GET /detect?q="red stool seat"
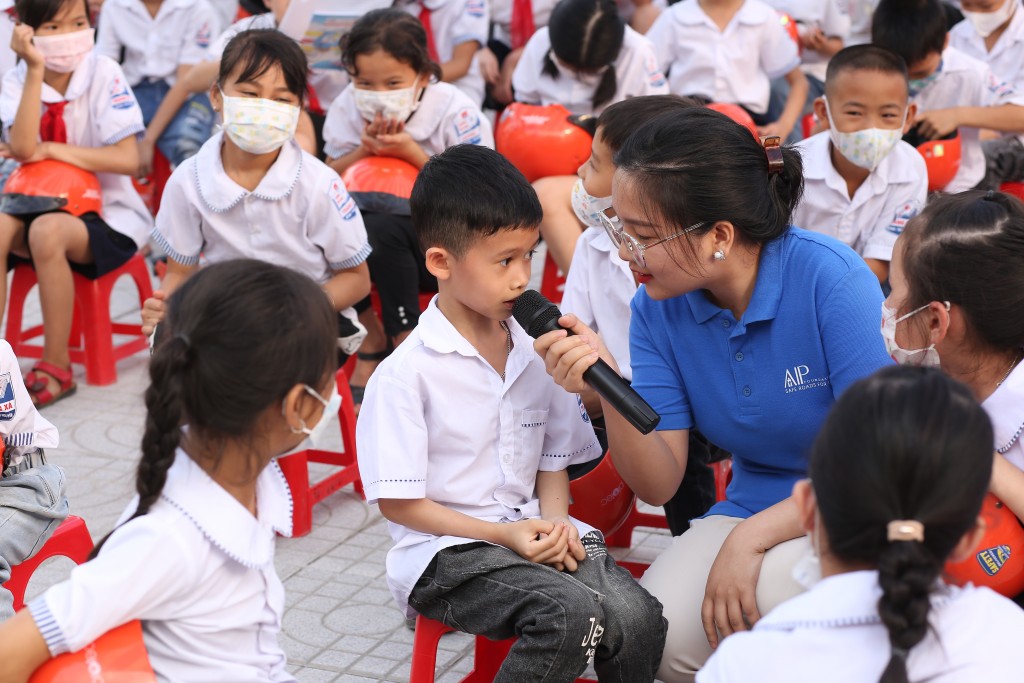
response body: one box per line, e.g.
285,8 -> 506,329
277,366 -> 362,537
4,253 -> 154,386
6,515 -> 94,612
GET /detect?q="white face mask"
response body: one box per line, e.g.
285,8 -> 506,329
571,177 -> 614,228
220,90 -> 300,155
284,384 -> 341,451
824,98 -> 906,172
880,301 -> 949,367
963,0 -> 1016,38
353,84 -> 422,123
32,28 -> 95,73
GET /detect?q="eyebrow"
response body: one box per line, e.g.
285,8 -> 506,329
617,214 -> 657,229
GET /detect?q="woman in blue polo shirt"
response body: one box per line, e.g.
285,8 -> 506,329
535,107 -> 891,682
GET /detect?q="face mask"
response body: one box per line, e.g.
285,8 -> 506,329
571,177 -> 614,228
32,29 -> 95,73
963,0 -> 1016,38
353,84 -> 422,123
220,90 -> 300,155
908,61 -> 942,98
284,384 -> 341,451
824,98 -> 905,172
880,301 -> 949,367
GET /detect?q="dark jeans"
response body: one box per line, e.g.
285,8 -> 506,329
409,536 -> 667,682
363,211 -> 437,337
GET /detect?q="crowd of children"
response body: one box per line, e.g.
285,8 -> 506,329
0,0 -> 1022,680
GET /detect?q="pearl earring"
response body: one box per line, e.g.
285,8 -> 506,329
713,250 -> 726,261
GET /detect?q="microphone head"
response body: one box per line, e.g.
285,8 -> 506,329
511,290 -> 562,338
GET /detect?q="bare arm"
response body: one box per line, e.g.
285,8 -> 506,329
141,258 -> 199,335
322,262 -> 371,312
991,452 -> 1024,522
0,610 -> 52,683
326,146 -> 371,175
43,135 -> 140,175
7,28 -> 44,162
761,67 -> 808,141
917,104 -> 1024,140
441,41 -> 480,83
864,258 -> 889,284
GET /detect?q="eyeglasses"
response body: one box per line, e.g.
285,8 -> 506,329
598,212 -> 706,270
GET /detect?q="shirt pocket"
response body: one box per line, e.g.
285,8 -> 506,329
514,409 -> 549,481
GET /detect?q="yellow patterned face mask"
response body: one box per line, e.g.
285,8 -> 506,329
219,89 -> 300,155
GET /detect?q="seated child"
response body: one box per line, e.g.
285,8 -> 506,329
356,144 -> 667,681
94,0 -> 217,177
872,0 -> 1024,192
0,259 -> 340,681
0,0 -> 152,407
141,29 -> 371,360
0,339 -> 67,621
793,45 -> 927,284
950,0 -> 1024,188
323,8 -> 493,405
698,365 -> 1024,681
646,0 -> 809,141
478,0 -> 556,105
561,94 -> 716,535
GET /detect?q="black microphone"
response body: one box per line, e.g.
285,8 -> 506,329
512,290 -> 661,435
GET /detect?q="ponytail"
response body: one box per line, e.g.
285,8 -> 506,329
542,51 -> 559,80
592,67 -> 617,112
876,541 -> 939,683
546,0 -> 623,114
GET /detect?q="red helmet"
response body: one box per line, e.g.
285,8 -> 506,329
568,452 -> 636,537
30,620 -> 155,682
945,494 -> 1024,598
340,156 -> 419,214
0,160 -> 102,217
706,102 -> 760,140
496,103 -> 593,182
916,132 -> 961,193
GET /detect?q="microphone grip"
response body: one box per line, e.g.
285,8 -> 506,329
582,360 -> 661,435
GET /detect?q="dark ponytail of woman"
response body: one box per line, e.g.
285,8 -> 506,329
809,366 -> 992,683
545,0 -> 624,111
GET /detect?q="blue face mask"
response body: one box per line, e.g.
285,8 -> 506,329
908,61 -> 942,98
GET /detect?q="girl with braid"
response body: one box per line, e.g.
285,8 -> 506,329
0,260 -> 339,683
699,366 -> 1024,681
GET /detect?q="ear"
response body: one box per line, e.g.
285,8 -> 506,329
280,384 -> 322,433
948,515 -> 985,563
927,300 -> 952,347
903,102 -> 917,134
812,97 -> 829,130
209,83 -> 223,114
425,246 -> 454,280
416,72 -> 431,90
709,221 -> 735,258
792,479 -> 818,534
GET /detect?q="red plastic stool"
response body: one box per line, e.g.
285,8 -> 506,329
1002,182 -> 1024,201
4,253 -> 154,386
6,515 -> 94,612
409,562 -> 647,682
540,251 -> 566,305
277,366 -> 362,537
131,150 -> 172,216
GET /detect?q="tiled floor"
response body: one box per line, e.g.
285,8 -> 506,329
6,267 -> 671,682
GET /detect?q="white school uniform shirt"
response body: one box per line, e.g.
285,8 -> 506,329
646,0 -> 800,115
698,570 -> 1024,682
0,53 -> 153,248
151,132 -> 371,327
95,0 -> 219,88
0,340 -> 59,453
356,298 -> 602,616
322,80 -> 494,160
397,0 -> 489,105
912,46 -> 1024,192
511,25 -> 669,117
559,229 -> 637,381
842,0 -> 878,45
763,0 -> 850,82
983,361 -> 1024,472
489,0 -> 557,47
0,5 -> 15,88
29,450 -> 296,683
792,133 -> 926,262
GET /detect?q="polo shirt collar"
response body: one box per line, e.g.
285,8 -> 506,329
962,3 -> 1024,54
803,132 -> 919,197
685,230 -> 784,325
674,0 -> 772,26
159,448 -> 293,569
983,361 -> 1024,454
404,83 -> 450,141
194,132 -> 303,212
114,0 -> 195,13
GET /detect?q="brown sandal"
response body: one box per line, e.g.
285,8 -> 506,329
27,361 -> 77,408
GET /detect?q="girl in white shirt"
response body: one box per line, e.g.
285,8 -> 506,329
0,0 -> 152,408
0,259 -> 342,682
324,8 -> 492,403
700,365 -> 1024,682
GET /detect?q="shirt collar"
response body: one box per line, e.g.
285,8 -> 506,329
404,83 -> 449,140
685,231 -> 784,325
803,132 -> 918,191
114,0 -> 195,12
677,0 -> 772,26
193,131 -> 303,212
31,51 -> 96,103
983,361 -> 1024,454
158,448 -> 293,569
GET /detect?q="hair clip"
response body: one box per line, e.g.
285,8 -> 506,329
761,135 -> 784,176
887,520 -> 925,543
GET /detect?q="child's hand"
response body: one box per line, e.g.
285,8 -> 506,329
141,290 -> 167,336
499,518 -> 573,564
541,517 -> 587,572
757,121 -> 787,140
801,27 -> 828,52
10,24 -> 44,70
478,46 -> 499,85
914,108 -> 959,141
13,141 -> 51,163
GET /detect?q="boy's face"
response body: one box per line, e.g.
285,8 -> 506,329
578,128 -> 615,199
439,227 -> 541,322
906,50 -> 943,81
818,69 -> 913,134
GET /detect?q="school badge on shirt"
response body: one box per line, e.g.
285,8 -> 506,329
453,108 -> 482,145
109,77 -> 135,110
0,373 -> 16,421
887,202 -> 919,235
329,179 -> 358,220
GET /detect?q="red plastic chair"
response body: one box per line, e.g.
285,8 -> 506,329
6,516 -> 93,612
276,366 -> 362,537
30,620 -> 154,683
131,150 -> 171,216
5,253 -> 154,386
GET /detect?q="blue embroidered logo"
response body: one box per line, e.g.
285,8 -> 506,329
329,179 -> 358,220
577,394 -> 590,423
977,545 -> 1012,576
453,108 -> 482,145
887,202 -> 919,235
109,78 -> 134,110
465,0 -> 485,18
0,373 -> 16,421
196,22 -> 212,49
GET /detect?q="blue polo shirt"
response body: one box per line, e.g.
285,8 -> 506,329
630,227 -> 892,519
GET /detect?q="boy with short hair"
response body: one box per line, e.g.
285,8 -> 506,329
356,144 -> 667,681
793,45 -> 927,284
872,0 -> 1024,192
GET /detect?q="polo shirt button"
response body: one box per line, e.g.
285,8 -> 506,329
743,386 -> 751,397
722,320 -> 731,329
502,453 -> 512,463
735,352 -> 744,362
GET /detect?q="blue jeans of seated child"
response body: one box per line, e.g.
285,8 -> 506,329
409,534 -> 667,682
0,463 -> 69,619
133,78 -> 214,167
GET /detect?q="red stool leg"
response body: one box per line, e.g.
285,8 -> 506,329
5,516 -> 93,612
75,272 -> 117,386
410,615 -> 451,683
277,453 -> 313,537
